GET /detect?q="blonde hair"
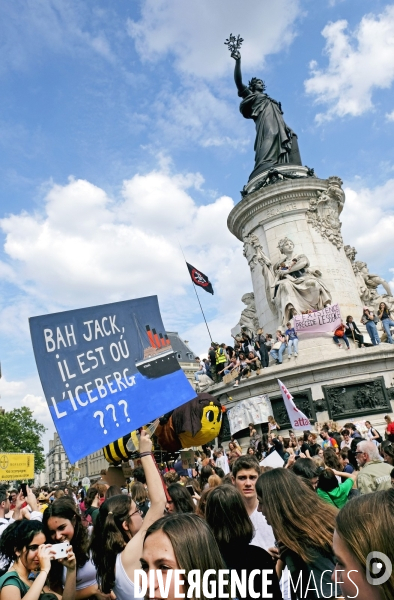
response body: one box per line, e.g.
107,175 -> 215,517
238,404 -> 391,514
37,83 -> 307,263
208,474 -> 222,489
312,456 -> 325,468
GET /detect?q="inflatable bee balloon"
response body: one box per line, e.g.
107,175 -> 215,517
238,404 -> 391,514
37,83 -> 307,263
103,422 -> 157,465
155,393 -> 223,452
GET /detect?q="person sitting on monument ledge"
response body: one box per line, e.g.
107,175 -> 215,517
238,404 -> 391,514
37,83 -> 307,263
269,330 -> 287,365
222,355 -> 239,378
232,352 -> 250,387
333,320 -> 350,350
245,351 -> 262,375
345,315 -> 365,348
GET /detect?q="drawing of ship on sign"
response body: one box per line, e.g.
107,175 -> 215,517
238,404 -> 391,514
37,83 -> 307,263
134,316 -> 181,379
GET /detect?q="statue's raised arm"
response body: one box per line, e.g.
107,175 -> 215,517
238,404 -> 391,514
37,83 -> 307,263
224,34 -> 246,94
224,34 -> 302,181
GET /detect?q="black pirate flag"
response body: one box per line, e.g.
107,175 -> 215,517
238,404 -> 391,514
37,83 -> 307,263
186,262 -> 214,295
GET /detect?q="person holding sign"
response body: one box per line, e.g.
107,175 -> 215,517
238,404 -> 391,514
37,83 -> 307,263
90,430 -> 166,600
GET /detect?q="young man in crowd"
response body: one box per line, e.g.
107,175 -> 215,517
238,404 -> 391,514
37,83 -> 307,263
340,429 -> 352,449
320,428 -> 338,450
208,343 -> 218,383
344,423 -> 362,439
231,455 -> 275,550
0,487 -> 11,537
246,351 -> 262,375
194,357 -> 206,382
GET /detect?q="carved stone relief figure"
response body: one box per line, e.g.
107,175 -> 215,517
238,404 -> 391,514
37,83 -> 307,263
273,237 -> 332,323
231,292 -> 260,339
243,233 -> 277,314
344,245 -> 393,306
306,177 -> 345,249
355,261 -> 392,299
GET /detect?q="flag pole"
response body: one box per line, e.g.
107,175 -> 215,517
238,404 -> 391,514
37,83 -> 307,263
191,280 -> 213,343
178,242 -> 213,344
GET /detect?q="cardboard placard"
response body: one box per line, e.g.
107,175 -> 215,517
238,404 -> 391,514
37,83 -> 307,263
0,453 -> 34,481
29,296 -> 195,463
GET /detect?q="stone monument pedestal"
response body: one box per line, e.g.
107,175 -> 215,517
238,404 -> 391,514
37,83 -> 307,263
215,167 -> 394,445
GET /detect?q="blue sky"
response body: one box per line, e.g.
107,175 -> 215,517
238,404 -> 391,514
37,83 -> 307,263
1,0 -> 394,448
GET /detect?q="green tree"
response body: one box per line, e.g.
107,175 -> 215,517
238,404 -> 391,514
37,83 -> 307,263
0,407 -> 46,472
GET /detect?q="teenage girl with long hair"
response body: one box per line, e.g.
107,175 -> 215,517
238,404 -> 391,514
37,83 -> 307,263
141,513 -> 228,600
43,497 -> 101,600
205,485 -> 282,599
90,430 -> 166,600
0,520 -> 76,600
256,468 -> 337,598
334,489 -> 394,600
378,301 -> 394,344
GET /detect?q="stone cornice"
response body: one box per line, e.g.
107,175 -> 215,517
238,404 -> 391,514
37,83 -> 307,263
228,177 -> 330,240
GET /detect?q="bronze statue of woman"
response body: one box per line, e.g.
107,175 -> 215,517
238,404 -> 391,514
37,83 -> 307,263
231,47 -> 302,181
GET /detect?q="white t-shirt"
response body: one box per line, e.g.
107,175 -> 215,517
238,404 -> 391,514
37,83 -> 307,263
249,507 -> 275,551
113,552 -> 141,600
63,556 -> 97,590
216,455 -> 230,475
249,507 -> 289,599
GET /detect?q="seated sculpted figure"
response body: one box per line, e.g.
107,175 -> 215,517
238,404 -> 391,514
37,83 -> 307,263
273,237 -> 332,322
355,261 -> 392,299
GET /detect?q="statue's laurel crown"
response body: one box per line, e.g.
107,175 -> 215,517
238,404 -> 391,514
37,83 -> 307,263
248,77 -> 266,92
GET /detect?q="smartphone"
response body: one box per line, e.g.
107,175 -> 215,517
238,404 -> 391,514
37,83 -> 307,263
20,483 -> 28,497
186,485 -> 194,496
52,542 -> 70,560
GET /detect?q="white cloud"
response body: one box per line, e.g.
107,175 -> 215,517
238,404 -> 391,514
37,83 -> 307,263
386,110 -> 394,121
151,82 -> 250,150
0,162 -> 250,350
305,6 -> 394,122
0,376 -> 55,446
127,0 -> 301,79
0,0 -> 115,74
341,178 -> 394,285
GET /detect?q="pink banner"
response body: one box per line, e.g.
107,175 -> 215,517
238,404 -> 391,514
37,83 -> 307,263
293,303 -> 341,334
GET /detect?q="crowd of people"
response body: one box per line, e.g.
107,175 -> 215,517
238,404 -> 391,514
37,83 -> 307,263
194,325 -> 300,389
0,417 -> 393,600
194,302 -> 394,389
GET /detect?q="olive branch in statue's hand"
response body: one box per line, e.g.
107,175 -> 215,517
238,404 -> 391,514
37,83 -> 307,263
225,33 -> 243,60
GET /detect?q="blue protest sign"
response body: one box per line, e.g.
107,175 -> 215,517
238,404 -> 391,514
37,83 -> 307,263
29,296 -> 196,463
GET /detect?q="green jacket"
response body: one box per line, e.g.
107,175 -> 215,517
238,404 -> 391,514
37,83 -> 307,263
317,478 -> 353,508
357,460 -> 392,495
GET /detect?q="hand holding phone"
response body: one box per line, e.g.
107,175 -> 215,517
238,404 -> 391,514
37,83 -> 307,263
52,542 -> 70,560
